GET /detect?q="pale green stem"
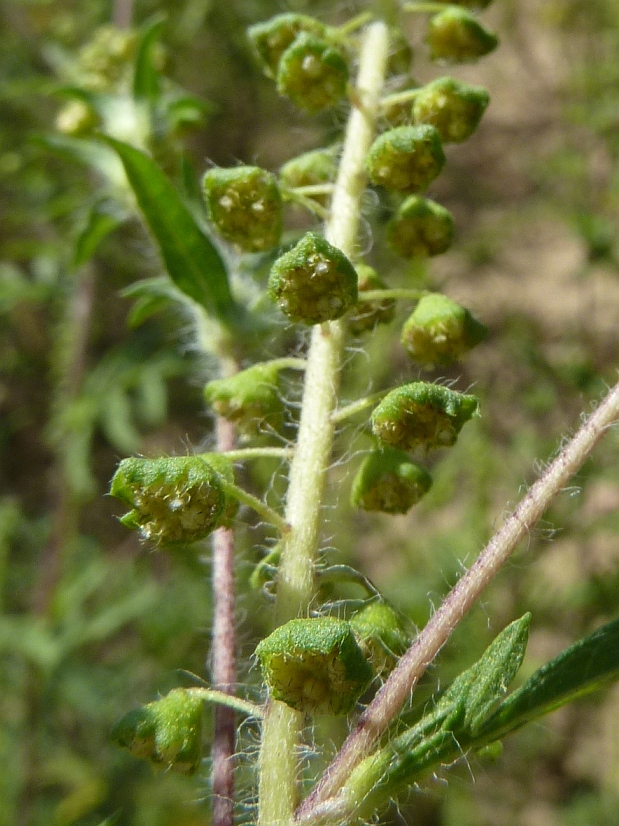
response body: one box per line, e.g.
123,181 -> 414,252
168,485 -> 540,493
218,480 -> 289,535
335,11 -> 375,37
186,688 -> 264,718
403,2 -> 449,13
290,184 -> 335,197
207,447 -> 294,462
257,21 -> 391,826
355,288 -> 429,302
281,187 -> 330,219
266,357 -> 308,371
380,87 -> 422,111
296,378 -> 619,825
331,390 -> 390,424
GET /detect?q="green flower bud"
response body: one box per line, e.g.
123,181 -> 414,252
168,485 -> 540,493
350,446 -> 432,514
413,76 -> 489,143
401,294 -> 487,366
426,8 -> 498,63
110,456 -> 226,545
111,688 -> 203,775
277,33 -> 349,113
268,231 -> 358,325
204,362 -> 284,436
248,13 -> 326,79
366,125 -> 445,193
256,617 -> 373,715
350,600 -> 412,678
371,382 -> 479,451
202,166 -> 282,253
386,196 -> 454,258
279,145 -> 339,201
348,265 -> 396,335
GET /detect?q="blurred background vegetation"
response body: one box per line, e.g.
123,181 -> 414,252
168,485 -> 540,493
2,0 -> 619,824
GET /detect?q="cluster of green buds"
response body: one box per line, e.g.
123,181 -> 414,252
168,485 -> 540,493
401,294 -> 488,367
350,600 -> 413,678
204,362 -> 285,436
111,688 -> 204,775
109,455 -> 237,545
426,7 -> 498,62
268,231 -> 358,325
202,166 -> 282,253
256,617 -> 373,714
371,382 -> 480,452
350,446 -> 432,514
248,14 -> 349,113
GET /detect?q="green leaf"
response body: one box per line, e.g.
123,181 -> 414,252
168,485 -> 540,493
121,275 -> 191,327
477,614 -> 619,742
460,612 -> 531,734
101,136 -> 236,323
133,15 -> 166,102
74,202 -> 123,268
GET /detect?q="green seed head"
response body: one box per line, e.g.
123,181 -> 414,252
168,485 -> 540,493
401,294 -> 488,366
256,617 -> 373,715
268,231 -> 358,325
350,446 -> 432,514
248,13 -> 326,79
427,8 -> 498,63
350,600 -> 412,678
371,382 -> 480,451
348,265 -> 396,335
109,456 -> 226,545
202,165 -> 282,253
111,688 -> 203,775
204,362 -> 284,436
386,196 -> 455,258
277,33 -> 349,113
413,76 -> 489,143
366,125 -> 445,193
280,144 -> 339,195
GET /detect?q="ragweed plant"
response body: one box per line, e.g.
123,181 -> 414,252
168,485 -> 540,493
83,4 -> 619,826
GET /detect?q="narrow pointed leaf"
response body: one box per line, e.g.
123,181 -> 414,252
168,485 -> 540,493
477,614 -> 619,742
74,202 -> 123,267
462,612 -> 530,733
101,136 -> 235,322
133,15 -> 166,102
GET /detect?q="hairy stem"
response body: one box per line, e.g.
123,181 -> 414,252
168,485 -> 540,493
296,378 -> 619,823
257,21 -> 390,826
211,414 -> 238,826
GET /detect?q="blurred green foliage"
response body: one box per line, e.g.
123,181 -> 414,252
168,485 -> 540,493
2,0 -> 619,824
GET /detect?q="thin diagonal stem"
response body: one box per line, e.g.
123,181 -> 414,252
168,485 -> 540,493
297,378 -> 619,823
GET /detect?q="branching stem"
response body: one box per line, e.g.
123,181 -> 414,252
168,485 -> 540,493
296,378 -> 619,824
